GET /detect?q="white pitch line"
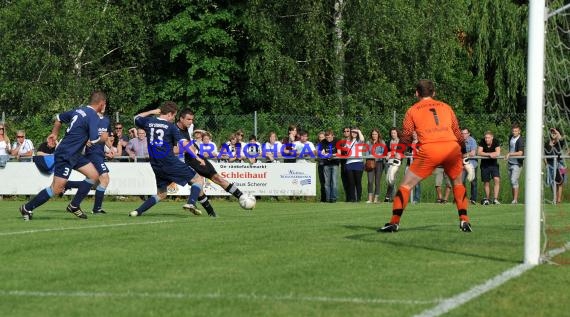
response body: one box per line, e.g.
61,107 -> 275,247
0,220 -> 178,236
413,263 -> 534,317
0,289 -> 439,306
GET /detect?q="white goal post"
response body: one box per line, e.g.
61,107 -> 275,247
524,0 -> 546,265
525,1 -> 570,265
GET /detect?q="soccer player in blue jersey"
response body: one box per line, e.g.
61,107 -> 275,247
19,91 -> 108,220
128,101 -> 202,217
65,111 -> 111,214
175,109 -> 245,217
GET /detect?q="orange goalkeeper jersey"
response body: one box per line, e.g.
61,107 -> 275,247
401,97 -> 462,145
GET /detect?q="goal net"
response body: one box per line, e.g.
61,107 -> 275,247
540,0 -> 570,264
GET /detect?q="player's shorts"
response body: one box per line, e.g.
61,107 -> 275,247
152,158 -> 197,191
409,142 -> 463,180
86,155 -> 109,175
53,152 -> 92,179
187,158 -> 217,179
480,164 -> 500,182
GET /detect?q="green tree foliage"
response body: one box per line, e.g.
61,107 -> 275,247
469,1 -> 528,113
0,1 -> 149,114
153,0 -> 243,115
0,0 -> 530,142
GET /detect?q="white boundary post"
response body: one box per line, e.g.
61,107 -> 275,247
524,0 -> 546,265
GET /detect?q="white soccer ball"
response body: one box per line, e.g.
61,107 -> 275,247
239,194 -> 256,210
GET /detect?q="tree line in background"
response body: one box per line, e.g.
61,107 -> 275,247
0,0 -> 529,141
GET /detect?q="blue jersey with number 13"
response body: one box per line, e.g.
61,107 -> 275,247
134,115 -> 187,166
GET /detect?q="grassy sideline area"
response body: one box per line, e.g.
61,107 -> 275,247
0,199 -> 568,317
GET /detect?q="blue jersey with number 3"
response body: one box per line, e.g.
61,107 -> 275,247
56,106 -> 101,157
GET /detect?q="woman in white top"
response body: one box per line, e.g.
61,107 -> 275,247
263,131 -> 282,163
345,127 -> 365,202
219,133 -> 241,163
201,132 -> 218,159
0,123 -> 11,155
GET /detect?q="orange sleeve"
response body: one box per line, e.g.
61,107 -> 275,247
450,111 -> 463,143
400,109 -> 415,145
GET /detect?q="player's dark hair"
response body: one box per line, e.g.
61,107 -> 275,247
89,90 -> 107,104
178,108 -> 194,120
298,130 -> 308,137
511,122 -> 521,130
160,101 -> 178,115
416,80 -> 435,98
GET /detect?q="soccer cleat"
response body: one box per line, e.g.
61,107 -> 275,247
482,199 -> 490,206
493,199 -> 501,205
129,210 -> 139,217
92,209 -> 107,214
206,209 -> 217,218
511,200 -> 518,204
470,200 -> 477,205
377,222 -> 399,233
66,204 -> 87,219
460,220 -> 472,232
19,205 -> 32,221
183,204 -> 202,216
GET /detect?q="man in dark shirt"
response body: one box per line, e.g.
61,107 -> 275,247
36,135 -> 58,156
477,131 -> 501,205
318,130 -> 340,202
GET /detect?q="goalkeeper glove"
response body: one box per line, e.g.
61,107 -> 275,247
386,159 -> 401,185
463,158 -> 475,182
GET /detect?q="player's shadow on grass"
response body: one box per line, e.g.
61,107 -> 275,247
342,225 -> 519,264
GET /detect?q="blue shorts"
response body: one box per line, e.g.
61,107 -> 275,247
152,159 -> 196,191
86,154 -> 109,175
53,152 -> 92,179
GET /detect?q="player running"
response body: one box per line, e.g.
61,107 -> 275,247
175,109 -> 245,217
65,110 -> 112,214
378,80 -> 472,233
19,91 -> 108,220
129,101 -> 202,217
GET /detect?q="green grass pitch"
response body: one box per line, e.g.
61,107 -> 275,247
0,198 -> 568,317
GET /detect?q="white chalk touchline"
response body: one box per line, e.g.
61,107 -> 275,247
414,263 -> 534,317
0,289 -> 438,305
0,220 -> 178,236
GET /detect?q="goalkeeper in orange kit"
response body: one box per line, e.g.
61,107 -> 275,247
378,80 -> 473,233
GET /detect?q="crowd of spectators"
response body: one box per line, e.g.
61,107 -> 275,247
0,121 -> 567,203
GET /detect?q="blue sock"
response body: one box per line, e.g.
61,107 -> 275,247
25,187 -> 54,211
70,179 -> 95,207
93,185 -> 106,212
66,180 -> 84,190
136,195 -> 159,215
187,183 -> 202,205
